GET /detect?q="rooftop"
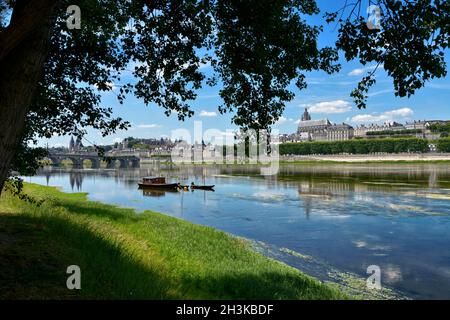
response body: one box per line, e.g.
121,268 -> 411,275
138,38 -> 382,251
329,123 -> 354,130
297,119 -> 331,127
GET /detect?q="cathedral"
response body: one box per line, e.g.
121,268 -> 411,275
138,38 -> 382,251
284,108 -> 354,142
69,136 -> 84,153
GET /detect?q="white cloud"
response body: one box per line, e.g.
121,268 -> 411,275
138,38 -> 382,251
384,108 -> 414,117
273,116 -> 295,126
384,264 -> 403,283
351,114 -> 387,122
50,143 -> 65,148
275,116 -> 288,125
428,83 -> 450,90
199,110 -> 217,117
351,107 -> 413,123
303,100 -> 352,114
94,81 -> 117,90
136,124 -> 162,129
180,60 -> 211,71
198,94 -> 220,99
307,79 -> 358,86
348,68 -> 365,76
348,64 -> 383,76
218,130 -> 236,137
367,88 -> 393,97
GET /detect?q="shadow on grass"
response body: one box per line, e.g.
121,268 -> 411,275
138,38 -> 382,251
0,212 -> 172,299
52,198 -> 142,223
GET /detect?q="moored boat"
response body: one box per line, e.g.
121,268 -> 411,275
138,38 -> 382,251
138,177 -> 179,189
190,182 -> 215,190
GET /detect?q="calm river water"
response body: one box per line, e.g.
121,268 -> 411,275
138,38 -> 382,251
26,163 -> 450,299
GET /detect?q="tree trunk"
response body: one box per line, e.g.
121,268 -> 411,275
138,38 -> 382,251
0,0 -> 60,193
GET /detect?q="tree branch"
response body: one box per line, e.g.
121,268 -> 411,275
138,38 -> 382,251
0,0 -> 61,61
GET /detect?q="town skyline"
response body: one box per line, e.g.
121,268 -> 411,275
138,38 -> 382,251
46,104 -> 449,149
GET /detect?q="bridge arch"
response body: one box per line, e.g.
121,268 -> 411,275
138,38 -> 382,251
47,153 -> 140,169
89,158 -> 101,169
46,157 -> 59,166
66,157 -> 83,168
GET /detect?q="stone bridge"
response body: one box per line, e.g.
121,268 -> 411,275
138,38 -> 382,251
46,152 -> 140,169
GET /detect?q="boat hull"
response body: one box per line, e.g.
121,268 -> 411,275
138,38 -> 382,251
138,183 -> 179,190
191,185 -> 215,190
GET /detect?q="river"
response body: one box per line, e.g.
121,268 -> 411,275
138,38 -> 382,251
25,163 -> 450,299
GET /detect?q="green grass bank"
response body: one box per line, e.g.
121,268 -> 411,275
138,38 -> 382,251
0,183 -> 346,300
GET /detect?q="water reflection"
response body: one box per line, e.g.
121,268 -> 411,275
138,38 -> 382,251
142,188 -> 179,198
69,172 -> 84,191
25,163 -> 450,299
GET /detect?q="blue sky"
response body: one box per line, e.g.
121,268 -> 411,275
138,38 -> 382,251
39,0 -> 450,148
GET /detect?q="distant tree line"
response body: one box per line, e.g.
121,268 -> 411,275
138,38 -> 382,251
280,138 -> 430,155
366,129 -> 422,136
123,137 -> 141,149
436,138 -> 450,152
123,137 -> 174,150
429,123 -> 450,133
218,137 -> 450,157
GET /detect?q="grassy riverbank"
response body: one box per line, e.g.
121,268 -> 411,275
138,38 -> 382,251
0,183 -> 346,299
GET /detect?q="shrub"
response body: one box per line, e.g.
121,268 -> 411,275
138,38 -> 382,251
436,138 -> 450,152
280,138 -> 429,155
366,129 -> 422,136
429,123 -> 450,133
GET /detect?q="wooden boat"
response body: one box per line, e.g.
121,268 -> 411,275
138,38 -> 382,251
138,177 -> 179,190
190,183 -> 215,191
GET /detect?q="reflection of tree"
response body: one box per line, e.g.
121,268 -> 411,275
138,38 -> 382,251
280,164 -> 450,189
428,171 -> 438,188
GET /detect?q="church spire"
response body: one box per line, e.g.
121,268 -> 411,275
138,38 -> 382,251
69,136 -> 75,152
301,108 -> 311,121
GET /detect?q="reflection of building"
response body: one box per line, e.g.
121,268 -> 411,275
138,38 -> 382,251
284,108 -> 354,142
297,180 -> 352,219
69,172 -> 84,191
